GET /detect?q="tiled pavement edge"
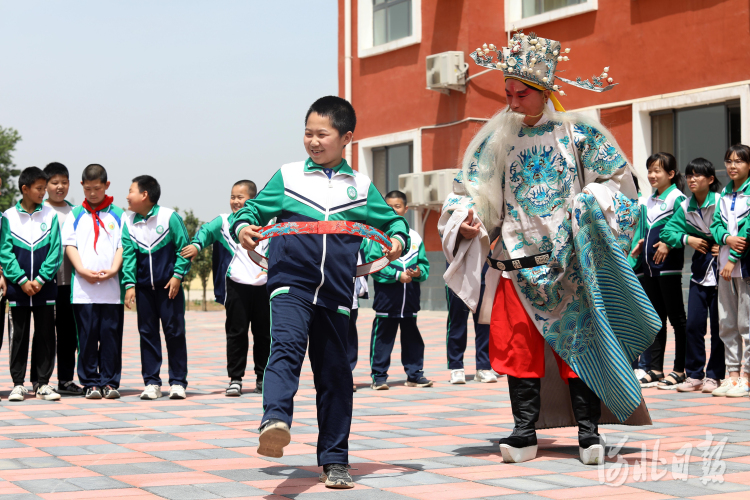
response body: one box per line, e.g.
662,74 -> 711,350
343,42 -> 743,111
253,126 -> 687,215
0,309 -> 748,500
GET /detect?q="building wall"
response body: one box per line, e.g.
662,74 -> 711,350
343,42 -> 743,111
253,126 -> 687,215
340,0 -> 750,307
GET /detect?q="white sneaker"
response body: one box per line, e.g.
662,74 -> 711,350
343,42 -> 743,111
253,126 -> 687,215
450,369 -> 466,384
35,384 -> 61,401
8,385 -> 28,402
725,377 -> 749,398
140,384 -> 162,400
476,369 -> 498,383
713,377 -> 739,397
169,385 -> 186,399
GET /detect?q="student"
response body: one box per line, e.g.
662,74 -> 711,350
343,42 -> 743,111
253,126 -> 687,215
62,164 -> 125,399
230,96 -> 408,489
631,152 -> 688,389
0,178 -> 7,402
661,158 -> 724,393
628,177 -> 652,381
0,167 -> 62,402
122,175 -> 191,400
30,162 -> 83,396
181,180 -> 271,397
367,190 -> 431,390
445,260 -> 495,384
710,144 -> 750,398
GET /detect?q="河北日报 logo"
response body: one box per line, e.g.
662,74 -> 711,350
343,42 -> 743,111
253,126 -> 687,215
347,186 -> 357,200
156,225 -> 164,234
40,222 -> 48,231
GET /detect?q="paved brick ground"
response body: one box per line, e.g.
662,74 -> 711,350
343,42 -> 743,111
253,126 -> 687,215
1,309 -> 749,500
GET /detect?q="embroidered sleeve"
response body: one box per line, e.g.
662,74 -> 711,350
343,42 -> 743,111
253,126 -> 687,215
573,123 -> 628,180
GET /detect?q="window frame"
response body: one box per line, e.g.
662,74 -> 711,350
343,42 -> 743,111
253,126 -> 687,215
504,0 -> 598,32
358,0 -> 421,59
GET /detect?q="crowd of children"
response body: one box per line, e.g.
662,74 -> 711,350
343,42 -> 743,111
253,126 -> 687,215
631,145 -> 750,398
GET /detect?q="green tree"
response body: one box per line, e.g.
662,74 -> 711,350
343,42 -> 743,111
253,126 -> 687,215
0,126 -> 22,211
179,208 -> 201,311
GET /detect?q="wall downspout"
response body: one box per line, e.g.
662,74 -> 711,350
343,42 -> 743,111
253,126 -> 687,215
344,0 -> 353,167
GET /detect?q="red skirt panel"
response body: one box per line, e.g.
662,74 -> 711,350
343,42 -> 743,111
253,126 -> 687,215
489,276 -> 577,381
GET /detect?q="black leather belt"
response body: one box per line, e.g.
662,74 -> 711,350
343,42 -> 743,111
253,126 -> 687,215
486,252 -> 552,271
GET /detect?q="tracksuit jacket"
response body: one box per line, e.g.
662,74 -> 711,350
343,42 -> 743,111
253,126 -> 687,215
661,191 -> 719,285
192,214 -> 234,303
230,158 -> 410,311
121,205 -> 191,289
711,177 -> 750,277
636,183 -> 686,277
368,228 -> 429,317
0,202 -> 62,307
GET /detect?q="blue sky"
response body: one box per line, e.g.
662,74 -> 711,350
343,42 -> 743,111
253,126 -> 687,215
0,0 -> 338,221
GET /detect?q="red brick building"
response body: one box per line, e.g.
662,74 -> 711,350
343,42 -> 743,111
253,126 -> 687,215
338,0 -> 750,308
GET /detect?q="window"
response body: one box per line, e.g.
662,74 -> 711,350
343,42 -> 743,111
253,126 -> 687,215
521,0 -> 586,18
373,0 -> 412,46
650,101 -> 741,188
505,0 -> 597,31
358,0 -> 421,58
372,143 -> 413,194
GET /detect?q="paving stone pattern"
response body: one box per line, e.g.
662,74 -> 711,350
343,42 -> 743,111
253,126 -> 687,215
0,309 -> 748,499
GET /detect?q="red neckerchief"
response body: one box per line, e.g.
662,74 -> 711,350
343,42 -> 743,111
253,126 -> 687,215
82,196 -> 114,253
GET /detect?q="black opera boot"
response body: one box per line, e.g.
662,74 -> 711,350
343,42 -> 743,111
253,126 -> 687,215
568,377 -> 604,465
498,376 -> 541,463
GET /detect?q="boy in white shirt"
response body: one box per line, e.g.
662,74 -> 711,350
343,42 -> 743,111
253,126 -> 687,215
62,164 -> 125,399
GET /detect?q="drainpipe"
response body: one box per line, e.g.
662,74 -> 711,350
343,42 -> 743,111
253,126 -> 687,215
344,0 -> 353,166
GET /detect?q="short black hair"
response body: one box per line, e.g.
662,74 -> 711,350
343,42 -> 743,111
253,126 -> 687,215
685,158 -> 721,193
305,96 -> 356,136
82,164 -> 108,183
233,179 -> 257,199
44,162 -> 69,179
132,175 -> 161,204
385,190 -> 407,204
20,167 -> 49,189
725,144 -> 750,164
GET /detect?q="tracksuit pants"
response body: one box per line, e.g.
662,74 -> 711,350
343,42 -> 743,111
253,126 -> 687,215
136,286 -> 188,388
685,282 -> 724,381
224,279 -> 271,382
31,285 -> 77,384
9,305 -> 56,386
263,292 -> 352,466
641,274 -> 687,373
446,285 -> 490,370
717,277 -> 750,374
74,304 -> 124,389
370,315 -> 425,384
0,297 -> 6,353
348,309 -> 359,371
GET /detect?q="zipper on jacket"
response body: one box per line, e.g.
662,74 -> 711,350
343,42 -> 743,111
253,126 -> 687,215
29,211 -> 35,307
148,246 -> 154,290
400,261 -> 407,318
312,176 -> 332,304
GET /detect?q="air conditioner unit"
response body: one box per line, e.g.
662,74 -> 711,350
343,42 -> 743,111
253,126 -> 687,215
426,51 -> 468,94
399,169 -> 460,207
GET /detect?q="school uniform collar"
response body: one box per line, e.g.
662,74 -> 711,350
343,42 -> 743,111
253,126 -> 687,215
652,183 -> 678,200
43,199 -> 74,207
15,200 -> 44,215
687,191 -> 717,212
720,176 -> 750,196
304,158 -> 354,176
133,204 -> 160,223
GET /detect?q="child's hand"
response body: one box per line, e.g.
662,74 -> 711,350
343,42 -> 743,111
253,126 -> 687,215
80,268 -> 101,284
687,236 -> 709,255
239,225 -> 262,252
0,275 -> 6,296
398,272 -> 412,283
721,261 -> 736,281
98,268 -> 119,281
384,238 -> 403,262
652,241 -> 670,264
165,277 -> 181,300
30,280 -> 42,293
630,239 -> 644,258
124,288 -> 136,309
712,244 -> 720,257
406,267 -> 421,278
180,244 -> 199,260
21,280 -> 37,297
727,236 -> 747,253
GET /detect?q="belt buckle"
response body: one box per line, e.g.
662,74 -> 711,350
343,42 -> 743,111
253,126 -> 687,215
512,260 -> 522,269
535,254 -> 550,265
